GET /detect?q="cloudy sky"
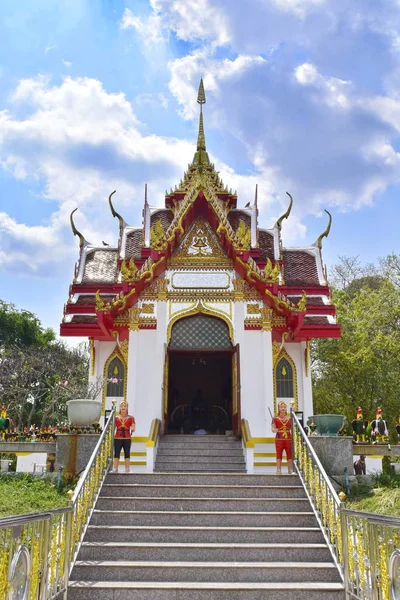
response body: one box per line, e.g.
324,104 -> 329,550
1,0 -> 400,336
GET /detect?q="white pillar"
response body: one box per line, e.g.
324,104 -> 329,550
301,340 -> 314,420
126,328 -> 139,421
261,308 -> 275,429
262,328 -> 274,428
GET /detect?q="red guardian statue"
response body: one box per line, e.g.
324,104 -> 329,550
371,407 -> 388,444
352,407 -> 368,443
271,401 -> 294,475
113,401 -> 136,473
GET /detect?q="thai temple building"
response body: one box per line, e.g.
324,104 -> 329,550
60,80 -> 340,471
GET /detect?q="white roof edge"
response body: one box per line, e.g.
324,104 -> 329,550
121,225 -> 142,260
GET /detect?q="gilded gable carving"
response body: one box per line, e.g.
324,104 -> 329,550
169,217 -> 232,268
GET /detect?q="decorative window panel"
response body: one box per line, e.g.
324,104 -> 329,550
276,357 -> 294,398
170,315 -> 231,349
106,356 -> 125,397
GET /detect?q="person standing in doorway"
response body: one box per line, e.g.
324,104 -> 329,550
271,401 -> 294,475
113,401 -> 135,473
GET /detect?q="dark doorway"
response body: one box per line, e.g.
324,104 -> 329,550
167,350 -> 232,434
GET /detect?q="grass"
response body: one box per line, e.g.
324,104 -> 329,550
0,473 -> 70,518
346,471 -> 400,517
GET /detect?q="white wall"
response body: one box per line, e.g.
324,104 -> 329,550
241,330 -> 270,437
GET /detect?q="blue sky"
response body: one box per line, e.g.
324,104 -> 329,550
1,0 -> 400,337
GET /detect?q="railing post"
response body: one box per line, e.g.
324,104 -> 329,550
63,510 -> 73,599
340,509 -> 350,599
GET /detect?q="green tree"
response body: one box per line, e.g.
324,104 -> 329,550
0,300 -> 89,428
0,300 -> 55,347
312,256 -> 400,434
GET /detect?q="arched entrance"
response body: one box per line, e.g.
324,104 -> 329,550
163,314 -> 240,434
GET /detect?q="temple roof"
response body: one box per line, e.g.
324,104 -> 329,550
61,79 -> 339,342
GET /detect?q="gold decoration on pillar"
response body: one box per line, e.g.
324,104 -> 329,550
272,314 -> 287,327
233,278 -> 246,301
89,338 -> 95,376
129,307 -> 141,331
157,278 -> 168,300
121,257 -> 138,282
246,303 -> 260,314
305,340 -> 311,377
141,303 -> 155,314
261,307 -> 273,331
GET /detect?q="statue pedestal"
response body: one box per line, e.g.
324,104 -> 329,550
55,434 -> 100,480
308,436 -> 354,477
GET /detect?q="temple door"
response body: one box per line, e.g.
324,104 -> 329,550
162,344 -> 169,434
232,344 -> 241,434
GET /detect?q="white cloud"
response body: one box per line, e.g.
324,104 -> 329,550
269,0 -> 325,18
62,59 -> 72,68
295,62 -> 351,109
169,48 -> 266,119
121,1 -> 230,48
120,7 -> 165,45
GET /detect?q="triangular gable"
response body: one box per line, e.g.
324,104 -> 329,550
169,217 -> 233,268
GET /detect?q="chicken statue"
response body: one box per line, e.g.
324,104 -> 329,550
0,405 -> 10,439
371,407 -> 388,444
352,407 -> 368,443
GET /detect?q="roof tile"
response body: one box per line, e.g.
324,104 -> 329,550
283,250 -> 320,286
82,249 -> 118,284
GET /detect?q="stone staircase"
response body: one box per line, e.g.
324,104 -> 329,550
155,434 -> 246,472
68,436 -> 344,599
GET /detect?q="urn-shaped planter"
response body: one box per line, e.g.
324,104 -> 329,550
67,399 -> 102,426
307,414 -> 346,436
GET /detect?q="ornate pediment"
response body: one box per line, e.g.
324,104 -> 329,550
169,217 -> 232,269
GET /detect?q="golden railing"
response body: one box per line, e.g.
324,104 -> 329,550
69,404 -> 115,565
0,405 -> 115,600
0,508 -> 72,600
341,509 -> 400,600
291,410 -> 344,577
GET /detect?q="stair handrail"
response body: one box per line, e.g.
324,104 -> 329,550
68,404 -> 116,569
146,418 -> 161,447
241,418 -> 254,448
0,507 -> 72,600
291,409 -> 344,579
340,507 -> 400,600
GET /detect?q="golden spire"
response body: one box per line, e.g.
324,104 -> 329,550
192,78 -> 210,166
197,79 -> 206,150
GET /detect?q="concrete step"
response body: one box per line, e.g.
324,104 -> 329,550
99,483 -> 306,499
105,473 -> 301,486
94,497 -> 311,513
158,440 -> 243,447
85,525 -> 325,544
90,510 -> 318,527
157,448 -> 245,457
68,581 -> 345,600
160,435 -> 240,443
78,542 -> 332,563
71,561 -> 341,583
154,463 -> 246,472
156,453 -> 245,469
